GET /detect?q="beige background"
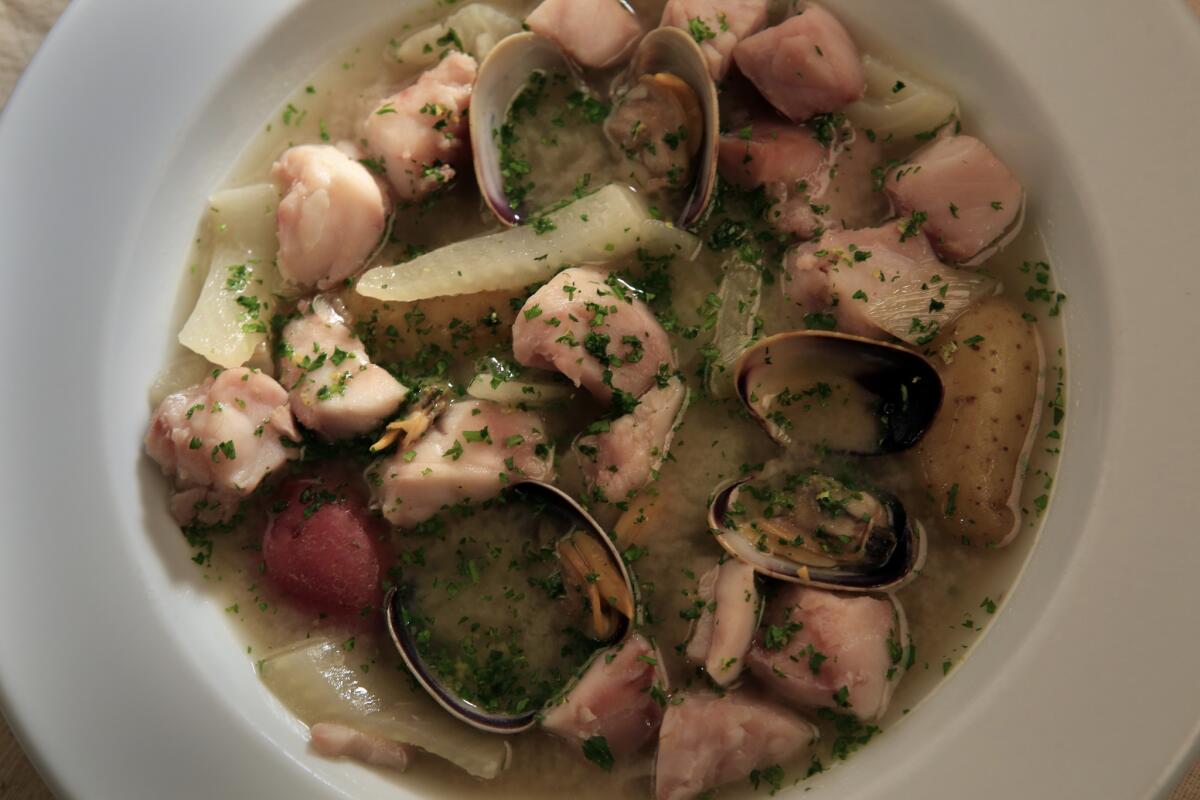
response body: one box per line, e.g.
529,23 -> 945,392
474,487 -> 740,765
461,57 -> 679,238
1,0 -> 1198,797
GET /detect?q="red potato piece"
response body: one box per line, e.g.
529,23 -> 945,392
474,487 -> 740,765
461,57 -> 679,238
732,4 -> 865,122
884,134 -> 1023,263
362,52 -> 477,202
263,475 -> 391,618
746,585 -> 903,721
660,0 -> 769,81
654,691 -> 818,800
541,633 -> 665,758
272,144 -> 391,290
526,0 -> 644,69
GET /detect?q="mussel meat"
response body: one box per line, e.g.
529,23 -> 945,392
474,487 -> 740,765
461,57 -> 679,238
735,331 -> 943,455
708,465 -> 926,592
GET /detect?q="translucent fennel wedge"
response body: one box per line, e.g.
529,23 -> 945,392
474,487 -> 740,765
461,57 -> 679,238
260,638 -> 512,780
177,183 -> 281,369
706,259 -> 763,398
355,184 -> 701,302
391,3 -> 521,69
867,266 -> 999,345
846,55 -> 959,141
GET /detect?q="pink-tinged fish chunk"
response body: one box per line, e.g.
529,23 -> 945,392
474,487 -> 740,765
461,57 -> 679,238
145,368 -> 299,522
542,633 -> 665,758
660,0 -> 769,80
574,376 -> 686,504
685,559 -> 760,686
747,585 -> 905,721
718,119 -> 883,238
654,691 -> 818,800
310,722 -> 414,771
526,0 -> 644,69
272,144 -> 390,290
782,222 -> 940,338
513,267 -> 675,406
278,299 -> 408,440
732,4 -> 865,122
369,400 -> 554,528
362,52 -> 477,202
884,134 -> 1023,263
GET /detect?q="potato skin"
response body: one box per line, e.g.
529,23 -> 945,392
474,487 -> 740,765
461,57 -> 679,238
915,297 -> 1043,547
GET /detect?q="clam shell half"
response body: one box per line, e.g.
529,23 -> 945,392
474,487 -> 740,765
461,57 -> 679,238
384,480 -> 638,734
735,331 -> 943,455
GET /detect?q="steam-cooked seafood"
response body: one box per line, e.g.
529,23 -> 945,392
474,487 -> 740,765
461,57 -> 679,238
272,144 -> 392,290
659,0 -> 768,80
145,1 -> 1065,797
362,52 -> 477,202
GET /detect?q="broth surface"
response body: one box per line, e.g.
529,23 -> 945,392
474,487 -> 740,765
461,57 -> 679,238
153,1 -> 1069,797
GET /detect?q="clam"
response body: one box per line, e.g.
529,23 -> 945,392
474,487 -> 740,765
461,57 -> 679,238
708,467 -> 926,592
469,32 -> 571,225
384,480 -> 638,734
735,331 -> 943,456
470,28 -> 718,228
602,27 -> 719,227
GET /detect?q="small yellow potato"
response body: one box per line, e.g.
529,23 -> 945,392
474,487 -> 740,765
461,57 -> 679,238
915,297 -> 1043,547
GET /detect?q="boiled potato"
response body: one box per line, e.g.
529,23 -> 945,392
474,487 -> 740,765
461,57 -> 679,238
915,297 -> 1043,547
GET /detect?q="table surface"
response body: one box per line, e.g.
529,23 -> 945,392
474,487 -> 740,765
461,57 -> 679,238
2,0 -> 1199,797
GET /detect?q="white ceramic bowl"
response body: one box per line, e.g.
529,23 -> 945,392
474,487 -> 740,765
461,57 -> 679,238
2,1 -> 1199,798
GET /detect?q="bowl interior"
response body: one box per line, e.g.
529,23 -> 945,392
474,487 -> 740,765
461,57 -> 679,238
9,0 -> 1197,798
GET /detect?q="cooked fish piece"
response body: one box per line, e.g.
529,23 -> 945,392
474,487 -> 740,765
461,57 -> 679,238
369,400 -> 554,528
660,0 -> 769,81
747,584 -> 905,721
733,4 -> 865,122
526,0 -> 644,69
272,143 -> 390,290
542,633 -> 665,758
884,134 -> 1024,263
362,52 -> 477,202
145,367 -> 298,522
278,298 -> 407,440
654,690 -> 818,800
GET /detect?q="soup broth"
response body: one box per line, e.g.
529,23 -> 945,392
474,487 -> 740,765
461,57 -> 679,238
147,1 -> 1068,798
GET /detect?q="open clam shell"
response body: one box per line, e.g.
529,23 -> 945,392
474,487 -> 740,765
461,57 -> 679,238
470,28 -> 719,229
384,480 -> 638,734
470,32 -> 577,225
707,470 -> 927,592
607,26 -> 719,228
735,331 -> 943,455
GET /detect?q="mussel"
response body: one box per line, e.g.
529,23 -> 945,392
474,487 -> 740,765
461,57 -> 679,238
384,480 -> 638,734
735,331 -> 943,455
708,466 -> 926,592
470,28 -> 718,228
602,27 -> 719,227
